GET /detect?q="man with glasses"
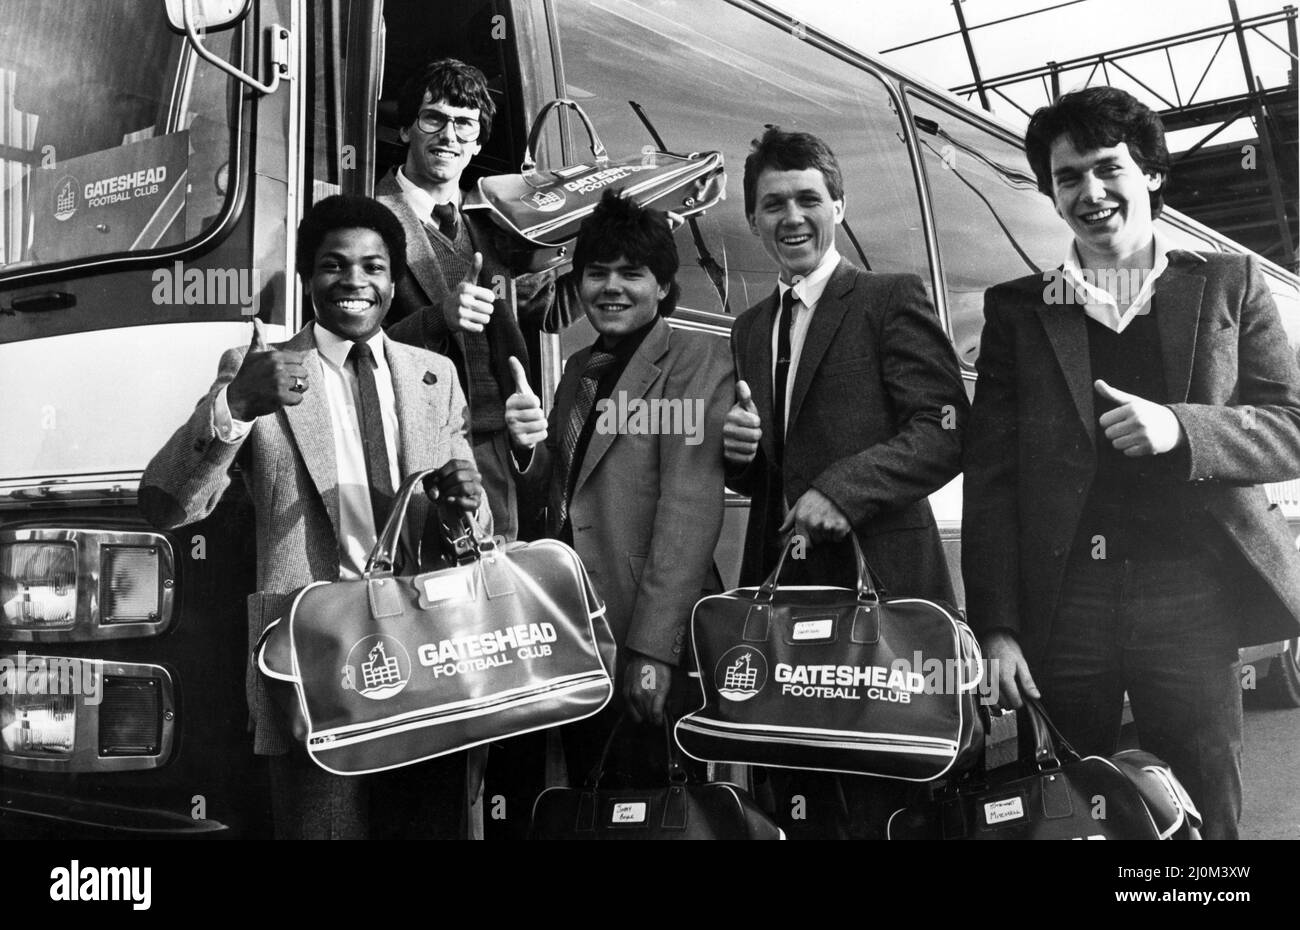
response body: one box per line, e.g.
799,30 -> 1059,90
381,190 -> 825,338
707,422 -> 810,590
380,58 -> 552,544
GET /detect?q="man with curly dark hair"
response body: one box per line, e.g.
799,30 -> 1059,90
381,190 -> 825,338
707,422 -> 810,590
964,87 -> 1300,839
141,194 -> 488,839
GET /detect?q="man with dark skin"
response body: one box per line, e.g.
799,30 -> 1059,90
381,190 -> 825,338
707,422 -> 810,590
142,195 -> 488,839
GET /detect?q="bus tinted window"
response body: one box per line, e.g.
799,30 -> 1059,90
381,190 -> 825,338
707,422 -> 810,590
0,1 -> 237,274
552,0 -> 929,315
905,93 -> 1070,370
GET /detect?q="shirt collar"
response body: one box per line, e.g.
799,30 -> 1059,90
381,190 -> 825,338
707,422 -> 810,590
313,322 -> 388,372
777,246 -> 841,310
1060,229 -> 1173,308
394,167 -> 457,223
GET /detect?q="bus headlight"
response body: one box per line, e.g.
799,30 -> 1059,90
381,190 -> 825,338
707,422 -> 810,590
0,530 -> 174,642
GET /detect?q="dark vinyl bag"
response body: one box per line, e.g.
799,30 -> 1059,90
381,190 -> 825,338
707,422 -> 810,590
257,469 -> 616,775
675,534 -> 984,781
887,696 -> 1203,840
528,715 -> 783,840
466,98 -> 725,273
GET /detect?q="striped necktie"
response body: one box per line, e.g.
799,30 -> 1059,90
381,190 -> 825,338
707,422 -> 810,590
556,349 -> 619,529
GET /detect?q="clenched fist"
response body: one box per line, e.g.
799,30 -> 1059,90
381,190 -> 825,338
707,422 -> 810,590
444,252 -> 497,334
504,355 -> 548,449
723,379 -> 762,468
227,319 -> 310,420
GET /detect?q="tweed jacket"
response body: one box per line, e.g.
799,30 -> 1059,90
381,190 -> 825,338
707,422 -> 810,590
962,251 -> 1300,664
727,258 -> 968,601
375,169 -> 529,415
139,323 -> 484,754
519,317 -> 732,667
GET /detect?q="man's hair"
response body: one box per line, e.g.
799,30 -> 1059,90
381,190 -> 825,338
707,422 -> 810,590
743,126 -> 844,217
572,190 -> 681,317
397,58 -> 496,144
295,195 -> 407,281
1024,86 -> 1170,217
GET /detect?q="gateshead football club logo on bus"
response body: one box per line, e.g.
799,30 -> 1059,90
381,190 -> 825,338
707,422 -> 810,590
53,176 -> 78,222
715,646 -> 767,702
523,188 -> 566,213
341,635 -> 411,700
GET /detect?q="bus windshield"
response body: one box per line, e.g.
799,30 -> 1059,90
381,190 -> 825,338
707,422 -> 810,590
0,0 -> 238,275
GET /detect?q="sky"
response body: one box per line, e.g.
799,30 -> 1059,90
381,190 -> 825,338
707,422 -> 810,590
767,0 -> 1296,147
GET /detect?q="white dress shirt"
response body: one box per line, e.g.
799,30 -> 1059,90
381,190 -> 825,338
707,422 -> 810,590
1060,230 -> 1173,333
394,166 -> 455,232
213,325 -> 403,579
770,246 -> 841,435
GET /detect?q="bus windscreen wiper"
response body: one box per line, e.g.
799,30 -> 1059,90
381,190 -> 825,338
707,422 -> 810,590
628,101 -> 731,314
914,116 -> 1041,275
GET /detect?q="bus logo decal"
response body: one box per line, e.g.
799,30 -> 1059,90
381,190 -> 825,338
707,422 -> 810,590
53,176 -> 78,222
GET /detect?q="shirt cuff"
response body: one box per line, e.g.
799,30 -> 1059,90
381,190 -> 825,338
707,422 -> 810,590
212,386 -> 253,444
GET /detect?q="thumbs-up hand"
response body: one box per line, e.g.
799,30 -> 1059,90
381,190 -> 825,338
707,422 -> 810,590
443,252 -> 496,334
227,318 -> 310,420
723,379 -> 763,467
1095,379 -> 1185,456
504,355 -> 547,449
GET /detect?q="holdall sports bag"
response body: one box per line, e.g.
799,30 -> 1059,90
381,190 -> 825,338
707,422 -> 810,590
675,533 -> 984,781
466,98 -> 726,272
886,696 -> 1203,840
257,469 -> 616,776
528,714 -> 784,840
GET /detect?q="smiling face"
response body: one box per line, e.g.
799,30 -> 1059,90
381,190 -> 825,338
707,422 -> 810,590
1049,136 -> 1162,267
579,257 -> 667,343
400,94 -> 482,191
748,167 -> 844,283
308,228 -> 394,342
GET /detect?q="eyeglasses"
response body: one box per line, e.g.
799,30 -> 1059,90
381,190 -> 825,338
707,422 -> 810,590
415,109 -> 481,142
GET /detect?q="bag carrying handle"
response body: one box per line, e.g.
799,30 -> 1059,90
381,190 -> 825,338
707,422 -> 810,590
521,98 -> 608,181
365,468 -> 491,575
1020,693 -> 1083,770
584,712 -> 688,790
743,532 -> 884,644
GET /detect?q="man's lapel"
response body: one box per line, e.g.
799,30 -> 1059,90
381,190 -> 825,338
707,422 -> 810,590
787,260 -> 856,432
1154,252 -> 1207,403
386,337 -> 443,559
746,290 -> 778,463
574,319 -> 668,494
1035,275 -> 1096,445
280,324 -> 341,538
377,169 -> 451,306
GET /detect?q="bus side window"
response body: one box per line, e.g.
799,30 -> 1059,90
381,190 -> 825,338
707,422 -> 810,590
906,93 -> 1071,371
549,0 -> 930,317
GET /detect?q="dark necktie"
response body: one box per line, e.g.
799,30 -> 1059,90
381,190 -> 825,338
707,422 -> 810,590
432,201 -> 459,240
556,349 -> 619,529
347,341 -> 395,533
773,286 -> 797,464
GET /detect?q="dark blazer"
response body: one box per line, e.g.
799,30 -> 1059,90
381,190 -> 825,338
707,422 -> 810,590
139,325 -> 487,754
727,258 -> 968,601
520,317 -> 733,665
375,169 -> 529,412
962,251 -> 1300,665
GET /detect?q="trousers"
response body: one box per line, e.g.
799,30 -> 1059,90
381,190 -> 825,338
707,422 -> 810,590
1038,553 -> 1243,840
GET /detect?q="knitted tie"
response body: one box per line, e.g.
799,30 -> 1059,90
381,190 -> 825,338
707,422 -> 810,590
431,201 -> 459,240
773,286 -> 797,466
556,349 -> 619,529
347,341 -> 395,533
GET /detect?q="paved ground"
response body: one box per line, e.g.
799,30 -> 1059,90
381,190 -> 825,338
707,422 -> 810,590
1241,702 -> 1300,840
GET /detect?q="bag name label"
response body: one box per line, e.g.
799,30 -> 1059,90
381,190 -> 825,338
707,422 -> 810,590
611,802 -> 647,824
792,619 -> 834,640
418,622 -> 559,676
421,573 -> 473,604
984,797 -> 1025,825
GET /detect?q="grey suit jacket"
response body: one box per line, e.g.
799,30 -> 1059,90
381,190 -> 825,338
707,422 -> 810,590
139,323 -> 484,754
727,259 -> 968,600
963,251 -> 1300,663
520,317 -> 732,666
375,169 -> 529,412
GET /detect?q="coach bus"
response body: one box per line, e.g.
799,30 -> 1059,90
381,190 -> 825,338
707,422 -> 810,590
2,0 -> 1297,837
